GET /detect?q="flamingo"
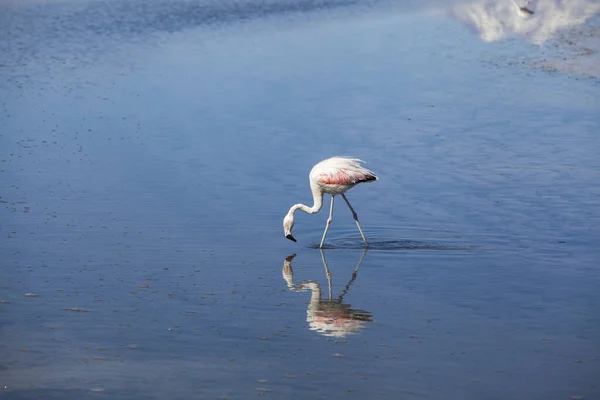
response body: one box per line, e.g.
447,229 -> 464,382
283,156 -> 378,248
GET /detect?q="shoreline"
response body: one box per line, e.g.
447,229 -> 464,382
529,14 -> 600,78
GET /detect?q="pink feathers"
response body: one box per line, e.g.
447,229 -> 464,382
316,170 -> 368,185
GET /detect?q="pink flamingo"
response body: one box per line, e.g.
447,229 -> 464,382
283,157 -> 378,248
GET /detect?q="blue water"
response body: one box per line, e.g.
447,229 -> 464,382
1,1 -> 599,399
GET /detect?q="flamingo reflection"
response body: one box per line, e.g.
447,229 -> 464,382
282,250 -> 373,338
445,0 -> 600,45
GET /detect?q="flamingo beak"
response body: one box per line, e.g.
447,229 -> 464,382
286,234 -> 297,242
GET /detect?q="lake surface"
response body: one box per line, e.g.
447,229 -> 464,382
1,0 -> 599,399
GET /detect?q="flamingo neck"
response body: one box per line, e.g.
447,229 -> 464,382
288,183 -> 323,216
300,282 -> 322,305
309,286 -> 322,304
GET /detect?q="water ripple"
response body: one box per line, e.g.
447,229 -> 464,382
309,237 -> 479,251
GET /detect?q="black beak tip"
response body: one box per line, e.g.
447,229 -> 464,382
286,234 -> 297,242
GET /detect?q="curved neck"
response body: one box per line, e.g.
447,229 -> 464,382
309,286 -> 322,305
288,183 -> 323,216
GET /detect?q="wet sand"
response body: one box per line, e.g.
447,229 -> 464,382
530,15 -> 600,77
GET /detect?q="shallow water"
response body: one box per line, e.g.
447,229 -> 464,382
1,0 -> 599,399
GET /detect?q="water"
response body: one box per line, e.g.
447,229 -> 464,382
1,0 -> 599,399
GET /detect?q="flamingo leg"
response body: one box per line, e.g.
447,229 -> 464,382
341,193 -> 369,247
319,249 -> 333,299
319,195 -> 335,249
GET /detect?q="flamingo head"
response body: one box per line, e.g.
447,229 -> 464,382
283,214 -> 296,242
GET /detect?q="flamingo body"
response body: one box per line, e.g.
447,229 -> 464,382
311,157 -> 377,195
283,157 -> 377,247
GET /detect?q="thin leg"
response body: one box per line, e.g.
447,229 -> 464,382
319,195 -> 335,249
338,249 -> 368,301
341,193 -> 368,247
319,249 -> 333,300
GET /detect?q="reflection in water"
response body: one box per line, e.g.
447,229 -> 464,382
282,251 -> 373,338
442,0 -> 600,44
